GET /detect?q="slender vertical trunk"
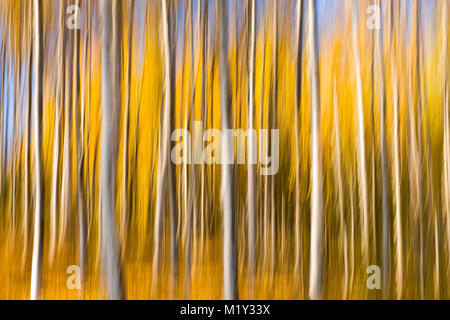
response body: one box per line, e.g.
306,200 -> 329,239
247,0 -> 257,297
201,0 -> 209,258
60,20 -> 74,248
351,0 -> 369,261
441,1 -> 450,279
369,0 -> 377,258
375,0 -> 390,298
152,0 -> 178,297
270,0 -> 278,274
75,0 -> 88,284
121,0 -> 134,255
22,2 -> 33,266
293,0 -> 304,294
414,0 -> 424,298
167,1 -> 179,297
11,52 -> 19,240
86,0 -> 93,231
49,0 -> 65,264
307,0 -> 324,300
100,0 -> 126,299
349,167 -> 356,296
183,0 -> 193,298
392,63 -> 403,300
258,14 -> 267,276
217,0 -> 238,300
30,0 -> 44,300
333,80 -> 349,299
198,0 -> 206,264
0,32 -> 4,193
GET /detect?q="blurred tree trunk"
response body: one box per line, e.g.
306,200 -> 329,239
333,80 -> 349,299
258,12 -> 267,276
375,0 -> 390,298
199,0 -> 208,264
49,0 -> 65,264
11,44 -> 20,240
100,0 -> 126,300
247,0 -> 256,297
442,1 -> 450,280
121,0 -> 134,256
30,0 -> 44,300
217,0 -> 238,300
369,0 -> 377,259
75,0 -> 88,283
181,0 -> 190,298
0,23 -> 4,193
152,0 -> 178,297
293,0 -> 304,295
392,61 -> 403,300
167,1 -> 179,297
270,0 -> 278,275
190,0 -> 198,280
307,0 -> 324,300
60,13 -> 74,248
413,0 -> 424,299
23,2 -> 34,266
351,0 -> 369,261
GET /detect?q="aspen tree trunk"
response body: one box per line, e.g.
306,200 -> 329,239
375,0 -> 390,298
179,2 -> 187,245
247,0 -> 257,296
407,67 -> 422,296
184,0 -> 202,298
198,0 -> 205,263
167,1 -> 179,296
441,1 -> 450,278
2,18 -> 9,196
307,0 -> 324,300
349,164 -> 356,295
270,0 -> 278,274
22,1 -> 34,266
0,28 -> 4,192
421,64 -> 440,299
191,0 -> 200,274
86,0 -> 93,228
412,0 -> 424,299
200,0 -> 208,260
351,0 -> 369,260
30,0 -> 44,300
11,51 -> 19,240
263,15 -> 270,274
369,0 -> 377,258
258,13 -> 267,275
49,0 -> 65,264
333,80 -> 349,300
293,0 -> 304,294
60,21 -> 74,248
392,63 -> 403,300
217,0 -> 238,300
100,0 -> 126,299
152,0 -> 178,297
75,0 -> 88,283
121,0 -> 134,253
183,0 -> 193,298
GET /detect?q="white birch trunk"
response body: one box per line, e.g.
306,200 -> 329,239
351,0 -> 369,260
247,0 -> 257,296
217,0 -> 238,300
100,0 -> 125,299
30,0 -> 44,300
307,0 -> 324,300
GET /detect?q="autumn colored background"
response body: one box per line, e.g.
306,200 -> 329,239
0,0 -> 448,300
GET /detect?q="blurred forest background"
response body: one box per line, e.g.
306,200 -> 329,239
0,0 -> 448,300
